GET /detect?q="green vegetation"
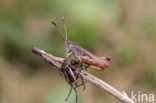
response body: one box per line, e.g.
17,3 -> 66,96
0,0 -> 156,103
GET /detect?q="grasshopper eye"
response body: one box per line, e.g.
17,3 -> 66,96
101,56 -> 111,62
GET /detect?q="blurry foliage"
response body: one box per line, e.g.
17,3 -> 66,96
119,45 -> 139,67
141,18 -> 156,39
135,65 -> 156,90
0,0 -> 156,103
144,68 -> 156,89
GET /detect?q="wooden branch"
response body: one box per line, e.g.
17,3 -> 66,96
32,47 -> 64,68
32,47 -> 135,103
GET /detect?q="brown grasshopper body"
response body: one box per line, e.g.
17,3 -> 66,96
65,39 -> 110,71
51,17 -> 111,71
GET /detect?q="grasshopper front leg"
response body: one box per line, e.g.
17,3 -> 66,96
66,52 -> 73,64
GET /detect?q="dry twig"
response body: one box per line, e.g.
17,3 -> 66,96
32,46 -> 135,103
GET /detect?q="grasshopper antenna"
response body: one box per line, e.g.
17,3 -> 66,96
62,16 -> 68,40
51,20 -> 66,40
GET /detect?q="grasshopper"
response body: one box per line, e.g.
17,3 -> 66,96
51,17 -> 111,71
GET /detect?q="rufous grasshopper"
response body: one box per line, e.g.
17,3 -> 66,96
51,17 -> 111,71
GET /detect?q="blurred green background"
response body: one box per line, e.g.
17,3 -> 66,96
0,0 -> 156,103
